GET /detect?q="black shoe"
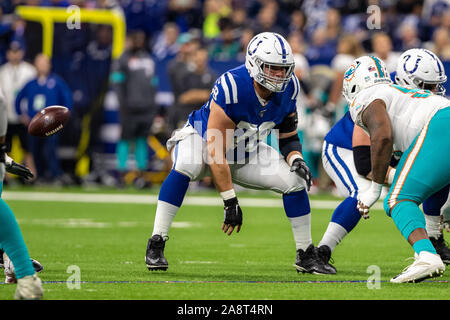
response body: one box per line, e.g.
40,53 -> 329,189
316,245 -> 337,274
294,244 -> 333,275
145,235 -> 168,271
430,234 -> 450,265
31,259 -> 44,273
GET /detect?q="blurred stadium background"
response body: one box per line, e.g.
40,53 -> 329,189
0,0 -> 449,193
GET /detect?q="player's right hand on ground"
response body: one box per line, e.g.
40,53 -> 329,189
222,197 -> 242,236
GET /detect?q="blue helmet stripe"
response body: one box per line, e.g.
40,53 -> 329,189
273,34 -> 286,61
424,49 -> 443,76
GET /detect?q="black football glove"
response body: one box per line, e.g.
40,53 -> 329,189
223,197 -> 243,234
290,157 -> 312,191
5,154 -> 34,180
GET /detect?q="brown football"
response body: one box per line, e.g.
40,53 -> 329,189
28,105 -> 70,137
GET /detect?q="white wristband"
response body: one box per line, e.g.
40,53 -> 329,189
387,168 -> 396,185
220,189 -> 236,201
288,154 -> 302,167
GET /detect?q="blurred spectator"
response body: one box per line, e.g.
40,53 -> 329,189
230,7 -> 248,34
208,17 -> 240,61
15,53 -> 72,184
250,3 -> 284,35
301,0 -> 330,41
395,21 -> 422,51
425,27 -> 450,60
236,27 -> 254,62
0,41 -> 37,182
121,0 -> 168,36
325,8 -> 342,41
288,10 -> 306,35
304,27 -> 336,66
167,0 -> 203,32
327,34 -> 365,119
370,32 -> 401,73
203,0 -> 232,39
288,32 -> 309,85
111,31 -> 158,188
168,47 -> 217,130
152,22 -> 180,62
167,32 -> 200,130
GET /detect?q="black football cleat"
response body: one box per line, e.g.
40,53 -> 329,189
145,234 -> 168,271
294,244 -> 333,275
31,259 -> 44,273
430,234 -> 450,265
316,245 -> 337,274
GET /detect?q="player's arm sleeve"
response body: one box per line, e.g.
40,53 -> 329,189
277,112 -> 302,160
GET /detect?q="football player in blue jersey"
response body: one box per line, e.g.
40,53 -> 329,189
315,49 -> 450,274
145,32 -> 331,274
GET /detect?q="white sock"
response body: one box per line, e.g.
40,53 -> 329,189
425,214 -> 441,239
152,200 -> 179,240
318,222 -> 348,252
288,214 -> 312,251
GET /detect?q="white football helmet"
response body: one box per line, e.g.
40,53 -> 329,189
245,32 -> 295,92
342,56 -> 392,103
395,48 -> 447,96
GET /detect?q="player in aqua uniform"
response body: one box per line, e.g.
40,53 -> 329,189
0,89 -> 43,299
316,48 -> 450,273
145,32 -> 331,274
346,55 -> 448,283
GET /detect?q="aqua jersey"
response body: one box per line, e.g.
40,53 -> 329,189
188,64 -> 300,158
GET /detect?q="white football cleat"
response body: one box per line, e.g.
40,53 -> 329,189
3,253 -> 16,284
14,274 -> 43,300
390,251 -> 445,283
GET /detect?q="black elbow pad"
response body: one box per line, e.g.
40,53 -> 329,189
353,145 -> 371,176
275,113 -> 298,134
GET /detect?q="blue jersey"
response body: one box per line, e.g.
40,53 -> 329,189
324,111 -> 354,150
188,64 -> 300,157
15,74 -> 73,119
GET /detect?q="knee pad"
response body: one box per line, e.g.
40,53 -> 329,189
172,146 -> 205,181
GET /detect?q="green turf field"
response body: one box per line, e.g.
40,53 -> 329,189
0,188 -> 448,300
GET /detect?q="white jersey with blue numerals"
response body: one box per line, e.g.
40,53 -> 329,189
188,64 -> 300,158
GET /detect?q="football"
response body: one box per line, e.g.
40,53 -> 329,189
28,105 -> 70,137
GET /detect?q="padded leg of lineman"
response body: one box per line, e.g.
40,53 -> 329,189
0,184 -> 34,279
152,131 -> 206,239
384,107 -> 450,254
319,142 -> 363,251
283,190 -> 312,251
230,142 -> 312,251
318,197 -> 361,251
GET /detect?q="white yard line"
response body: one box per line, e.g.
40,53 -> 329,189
1,191 -> 384,210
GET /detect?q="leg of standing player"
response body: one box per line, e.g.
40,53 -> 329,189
385,107 -> 450,283
0,179 -> 43,299
230,142 -> 331,274
146,125 -> 206,271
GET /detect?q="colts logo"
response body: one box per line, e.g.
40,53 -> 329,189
403,54 -> 421,74
344,62 -> 360,82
